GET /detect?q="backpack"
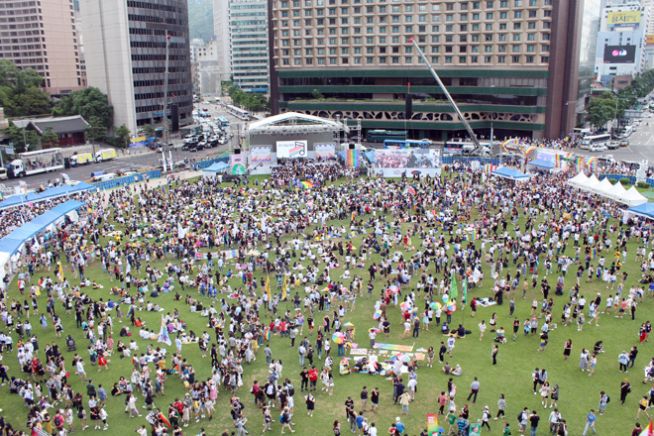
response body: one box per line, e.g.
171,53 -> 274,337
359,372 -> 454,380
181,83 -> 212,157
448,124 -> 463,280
606,395 -> 610,403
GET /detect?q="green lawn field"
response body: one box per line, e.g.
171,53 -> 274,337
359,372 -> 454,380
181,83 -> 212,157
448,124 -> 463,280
1,176 -> 652,436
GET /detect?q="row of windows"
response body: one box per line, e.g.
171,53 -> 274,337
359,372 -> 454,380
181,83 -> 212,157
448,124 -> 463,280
135,89 -> 190,101
132,66 -> 188,74
280,43 -> 548,55
279,0 -> 549,10
134,79 -> 182,87
277,21 -> 549,39
127,14 -> 183,26
278,54 -> 548,66
130,41 -> 186,49
277,8 -> 549,20
127,1 -> 179,13
131,54 -> 188,61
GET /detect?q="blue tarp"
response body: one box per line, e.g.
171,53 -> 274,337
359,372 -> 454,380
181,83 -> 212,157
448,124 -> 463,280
0,200 -> 85,255
528,159 -> 555,169
203,162 -> 229,173
0,182 -> 95,210
492,166 -> 531,181
627,202 -> 654,220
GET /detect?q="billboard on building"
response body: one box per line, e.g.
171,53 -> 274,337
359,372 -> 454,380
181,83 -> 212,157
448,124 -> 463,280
276,140 -> 308,158
607,10 -> 641,26
603,45 -> 637,63
248,146 -> 273,174
372,149 -> 441,178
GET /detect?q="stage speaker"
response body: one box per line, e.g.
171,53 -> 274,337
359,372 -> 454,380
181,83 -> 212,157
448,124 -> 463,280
348,143 -> 355,150
234,148 -> 241,155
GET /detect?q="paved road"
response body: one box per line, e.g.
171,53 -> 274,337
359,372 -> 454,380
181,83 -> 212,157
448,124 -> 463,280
0,102 -> 245,192
0,143 -> 231,192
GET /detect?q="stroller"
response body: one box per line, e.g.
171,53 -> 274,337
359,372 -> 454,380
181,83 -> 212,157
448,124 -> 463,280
66,335 -> 76,352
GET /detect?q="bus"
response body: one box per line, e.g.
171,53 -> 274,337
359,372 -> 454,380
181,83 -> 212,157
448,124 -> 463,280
225,105 -> 251,120
366,129 -> 408,143
216,116 -> 230,128
580,134 -> 611,150
383,139 -> 432,149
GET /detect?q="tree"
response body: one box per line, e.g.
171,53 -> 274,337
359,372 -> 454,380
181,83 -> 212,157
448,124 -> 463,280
53,87 -> 113,141
0,60 -> 51,117
113,125 -> 131,149
41,128 -> 59,148
2,122 -> 41,153
588,94 -> 618,129
143,124 -> 156,138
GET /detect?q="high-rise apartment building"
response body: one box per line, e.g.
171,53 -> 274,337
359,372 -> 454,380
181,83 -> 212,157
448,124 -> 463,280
594,0 -> 647,88
230,0 -> 270,93
270,0 -> 582,140
0,0 -> 84,95
80,0 -> 193,133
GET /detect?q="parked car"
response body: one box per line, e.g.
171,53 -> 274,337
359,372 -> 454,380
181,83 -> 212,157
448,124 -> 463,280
589,144 -> 608,152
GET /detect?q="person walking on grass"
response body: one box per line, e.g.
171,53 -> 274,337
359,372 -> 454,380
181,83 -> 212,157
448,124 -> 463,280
467,377 -> 480,403
637,396 -> 650,419
621,379 -> 632,405
581,409 -> 597,436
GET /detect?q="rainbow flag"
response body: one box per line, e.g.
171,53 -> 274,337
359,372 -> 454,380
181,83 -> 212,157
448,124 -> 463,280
427,414 -> 439,436
346,148 -> 359,168
372,343 -> 414,352
301,180 -> 314,189
639,421 -> 654,436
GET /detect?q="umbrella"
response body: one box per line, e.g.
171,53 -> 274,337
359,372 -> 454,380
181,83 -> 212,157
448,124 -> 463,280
343,322 -> 355,329
332,332 -> 345,344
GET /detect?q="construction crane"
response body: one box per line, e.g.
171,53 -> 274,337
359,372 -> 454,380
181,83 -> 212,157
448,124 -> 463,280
410,38 -> 483,154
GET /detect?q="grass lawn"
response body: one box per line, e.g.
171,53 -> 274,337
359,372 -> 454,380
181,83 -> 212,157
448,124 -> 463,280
1,176 -> 653,436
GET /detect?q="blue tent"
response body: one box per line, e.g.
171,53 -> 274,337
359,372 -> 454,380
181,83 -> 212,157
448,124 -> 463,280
0,182 -> 95,210
203,162 -> 229,173
528,159 -> 554,170
0,200 -> 85,256
627,202 -> 654,220
492,166 -> 531,181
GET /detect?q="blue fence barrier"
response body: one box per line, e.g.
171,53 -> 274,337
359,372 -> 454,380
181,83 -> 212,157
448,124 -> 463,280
93,170 -> 162,191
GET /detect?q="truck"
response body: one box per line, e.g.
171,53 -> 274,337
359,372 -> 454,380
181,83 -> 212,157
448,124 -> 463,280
94,148 -> 117,162
6,148 -> 65,178
68,152 -> 94,167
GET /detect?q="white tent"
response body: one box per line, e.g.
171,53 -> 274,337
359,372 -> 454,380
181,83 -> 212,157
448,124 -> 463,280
568,172 -> 589,188
605,181 -> 628,202
587,174 -> 601,192
623,186 -> 648,206
597,177 -> 614,196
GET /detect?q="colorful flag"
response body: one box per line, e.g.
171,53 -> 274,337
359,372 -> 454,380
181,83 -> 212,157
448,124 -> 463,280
346,148 -> 359,168
56,262 -> 64,283
449,275 -> 458,300
281,275 -> 288,300
265,275 -> 271,300
640,421 -> 654,436
157,316 -> 171,346
301,180 -> 314,189
427,413 -> 439,436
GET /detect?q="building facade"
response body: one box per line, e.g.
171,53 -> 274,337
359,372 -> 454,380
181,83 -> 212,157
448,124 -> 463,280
270,0 -> 582,140
0,0 -> 84,95
230,0 -> 270,93
191,38 -> 223,96
576,0 -> 602,123
594,0 -> 648,87
81,0 -> 193,133
213,0 -> 232,92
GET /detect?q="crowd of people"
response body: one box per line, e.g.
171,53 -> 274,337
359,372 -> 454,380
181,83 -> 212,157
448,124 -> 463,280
0,151 -> 653,436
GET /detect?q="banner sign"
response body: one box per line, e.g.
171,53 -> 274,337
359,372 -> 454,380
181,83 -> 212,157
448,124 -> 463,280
277,140 -> 308,159
248,146 -> 273,173
314,143 -> 336,159
607,10 -> 641,26
372,149 -> 441,178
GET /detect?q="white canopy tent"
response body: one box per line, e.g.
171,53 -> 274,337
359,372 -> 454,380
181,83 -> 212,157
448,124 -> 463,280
568,173 -> 648,206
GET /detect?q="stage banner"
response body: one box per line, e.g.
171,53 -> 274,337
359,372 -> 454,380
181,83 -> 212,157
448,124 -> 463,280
248,146 -> 273,174
315,143 -> 337,159
372,149 -> 441,178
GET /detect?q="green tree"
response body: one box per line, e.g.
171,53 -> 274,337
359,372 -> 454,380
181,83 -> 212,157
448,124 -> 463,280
143,124 -> 156,138
53,87 -> 113,141
40,127 -> 59,148
113,124 -> 131,149
2,122 -> 41,153
0,60 -> 51,117
588,94 -> 618,129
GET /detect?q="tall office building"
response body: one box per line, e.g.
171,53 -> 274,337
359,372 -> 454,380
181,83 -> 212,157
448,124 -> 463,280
213,0 -> 232,91
0,0 -> 84,95
577,0 -> 601,121
191,38 -> 223,95
594,0 -> 647,88
270,0 -> 582,140
80,0 -> 193,133
230,0 -> 270,93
